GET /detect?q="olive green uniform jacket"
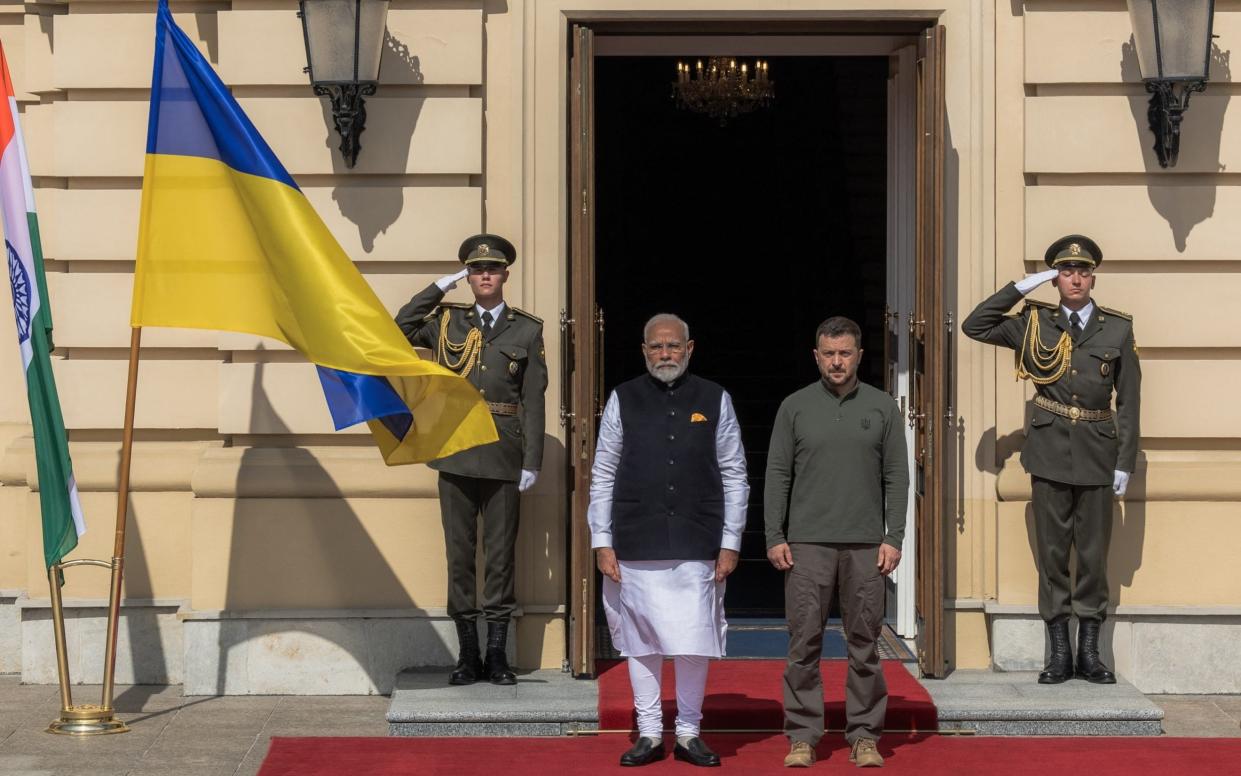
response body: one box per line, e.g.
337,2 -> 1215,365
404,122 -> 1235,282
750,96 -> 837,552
396,283 -> 547,481
962,282 -> 1141,487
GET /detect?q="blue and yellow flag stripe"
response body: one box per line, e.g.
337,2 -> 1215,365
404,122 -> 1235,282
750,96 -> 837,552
133,1 -> 495,463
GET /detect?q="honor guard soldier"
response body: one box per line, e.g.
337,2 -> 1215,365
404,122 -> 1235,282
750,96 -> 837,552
395,233 -> 548,686
963,235 -> 1141,685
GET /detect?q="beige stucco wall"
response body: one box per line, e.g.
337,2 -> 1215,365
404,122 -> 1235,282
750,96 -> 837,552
986,0 -> 1241,620
0,0 -> 1238,683
0,0 -> 565,674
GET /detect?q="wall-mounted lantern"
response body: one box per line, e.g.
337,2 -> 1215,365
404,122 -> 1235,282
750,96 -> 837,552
1126,0 -> 1217,168
299,0 -> 391,167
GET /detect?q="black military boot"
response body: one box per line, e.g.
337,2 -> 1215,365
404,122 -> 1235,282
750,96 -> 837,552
448,619 -> 483,685
483,621 -> 517,685
1037,615 -> 1073,684
1075,618 -> 1116,684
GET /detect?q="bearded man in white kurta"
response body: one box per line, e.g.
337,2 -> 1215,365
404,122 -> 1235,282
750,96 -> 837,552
589,314 -> 749,768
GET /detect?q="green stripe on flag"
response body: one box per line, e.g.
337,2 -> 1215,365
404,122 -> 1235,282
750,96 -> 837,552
25,306 -> 78,569
27,212 -> 53,348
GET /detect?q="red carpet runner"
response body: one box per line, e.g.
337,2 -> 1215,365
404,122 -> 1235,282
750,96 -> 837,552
259,734 -> 1241,775
597,659 -> 937,732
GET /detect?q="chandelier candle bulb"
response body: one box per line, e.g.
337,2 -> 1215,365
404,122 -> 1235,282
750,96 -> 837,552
672,55 -> 775,125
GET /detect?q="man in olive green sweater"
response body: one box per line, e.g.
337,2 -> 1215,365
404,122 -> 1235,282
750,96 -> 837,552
765,316 -> 909,769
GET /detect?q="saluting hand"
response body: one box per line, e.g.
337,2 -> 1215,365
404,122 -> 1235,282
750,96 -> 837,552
766,543 -> 794,572
435,268 -> 469,292
1015,268 -> 1060,295
596,547 -> 621,583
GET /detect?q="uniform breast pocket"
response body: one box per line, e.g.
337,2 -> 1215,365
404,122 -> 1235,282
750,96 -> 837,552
1086,349 -> 1118,384
499,346 -> 527,381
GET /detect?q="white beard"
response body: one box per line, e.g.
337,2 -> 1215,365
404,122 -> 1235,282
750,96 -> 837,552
648,358 -> 689,384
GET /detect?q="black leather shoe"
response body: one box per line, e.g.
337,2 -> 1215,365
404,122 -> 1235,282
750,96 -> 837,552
619,737 -> 665,766
1075,618 -> 1117,684
448,619 -> 483,686
673,737 -> 721,768
1038,616 -> 1073,684
483,621 -> 517,685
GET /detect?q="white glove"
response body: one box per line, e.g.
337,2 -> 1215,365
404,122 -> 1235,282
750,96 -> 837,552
434,268 -> 469,292
1015,268 -> 1060,295
1113,470 -> 1130,498
519,469 -> 538,493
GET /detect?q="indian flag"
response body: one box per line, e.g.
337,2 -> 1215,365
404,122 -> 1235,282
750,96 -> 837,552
1,43 -> 85,568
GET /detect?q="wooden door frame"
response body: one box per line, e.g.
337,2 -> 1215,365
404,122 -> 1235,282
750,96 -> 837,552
566,23 -> 598,678
911,24 -> 948,678
563,18 -> 950,679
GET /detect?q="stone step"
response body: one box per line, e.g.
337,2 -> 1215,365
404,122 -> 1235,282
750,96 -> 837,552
920,669 -> 1164,736
388,665 -> 1165,738
387,668 -> 599,736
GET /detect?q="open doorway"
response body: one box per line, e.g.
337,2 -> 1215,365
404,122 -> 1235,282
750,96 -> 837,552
564,27 -> 947,678
594,55 -> 890,617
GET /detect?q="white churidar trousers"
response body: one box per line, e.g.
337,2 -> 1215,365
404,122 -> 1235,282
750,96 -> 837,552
627,653 -> 710,739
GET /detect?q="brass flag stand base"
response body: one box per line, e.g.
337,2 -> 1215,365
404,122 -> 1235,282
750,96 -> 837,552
47,707 -> 130,737
45,558 -> 131,736
45,329 -> 143,737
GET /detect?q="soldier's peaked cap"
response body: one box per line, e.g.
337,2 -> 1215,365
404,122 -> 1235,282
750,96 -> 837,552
1044,234 -> 1102,269
459,233 -> 517,267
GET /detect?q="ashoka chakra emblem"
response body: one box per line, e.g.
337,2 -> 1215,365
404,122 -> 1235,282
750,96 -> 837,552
7,240 -> 31,345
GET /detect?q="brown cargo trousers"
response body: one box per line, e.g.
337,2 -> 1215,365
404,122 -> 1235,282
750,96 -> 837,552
783,543 -> 887,745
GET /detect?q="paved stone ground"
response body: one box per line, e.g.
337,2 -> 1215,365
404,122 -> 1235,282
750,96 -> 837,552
0,675 -> 1236,775
0,678 -> 388,776
1156,695 -> 1241,737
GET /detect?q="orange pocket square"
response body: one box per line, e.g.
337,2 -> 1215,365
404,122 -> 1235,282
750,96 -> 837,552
690,412 -> 708,423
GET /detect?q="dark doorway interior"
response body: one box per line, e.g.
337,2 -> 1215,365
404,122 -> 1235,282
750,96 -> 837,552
595,55 -> 889,617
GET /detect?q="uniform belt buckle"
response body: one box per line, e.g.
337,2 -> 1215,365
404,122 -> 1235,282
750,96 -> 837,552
1068,406 -> 1081,422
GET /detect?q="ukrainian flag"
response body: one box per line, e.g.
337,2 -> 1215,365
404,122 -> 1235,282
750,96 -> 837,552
132,0 -> 496,463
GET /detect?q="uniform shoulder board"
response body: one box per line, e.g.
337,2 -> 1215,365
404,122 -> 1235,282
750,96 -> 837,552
424,302 -> 470,321
510,306 -> 543,324
1023,298 -> 1056,312
1099,305 -> 1132,321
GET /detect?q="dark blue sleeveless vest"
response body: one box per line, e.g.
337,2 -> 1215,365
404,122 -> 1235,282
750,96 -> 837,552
611,373 -> 726,561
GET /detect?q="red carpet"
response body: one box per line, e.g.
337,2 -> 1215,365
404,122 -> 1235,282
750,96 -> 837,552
597,659 -> 937,732
259,734 -> 1241,775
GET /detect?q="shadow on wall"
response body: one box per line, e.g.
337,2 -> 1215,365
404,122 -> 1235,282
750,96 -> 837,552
327,30 -> 425,253
1121,37 -> 1231,252
1109,450 -> 1147,595
974,426 -> 1028,480
111,432 -> 168,707
206,346 -> 433,695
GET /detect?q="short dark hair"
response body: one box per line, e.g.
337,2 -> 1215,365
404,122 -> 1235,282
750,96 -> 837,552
815,316 -> 862,349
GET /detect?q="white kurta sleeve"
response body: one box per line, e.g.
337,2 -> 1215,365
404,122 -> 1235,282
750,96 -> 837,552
716,391 -> 750,552
587,392 -> 623,549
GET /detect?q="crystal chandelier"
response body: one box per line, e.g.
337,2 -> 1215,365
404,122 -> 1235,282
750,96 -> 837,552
672,57 -> 774,125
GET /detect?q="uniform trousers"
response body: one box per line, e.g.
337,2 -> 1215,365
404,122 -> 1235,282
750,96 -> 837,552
627,654 -> 710,739
1031,476 -> 1113,622
437,472 -> 520,623
783,543 -> 887,745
